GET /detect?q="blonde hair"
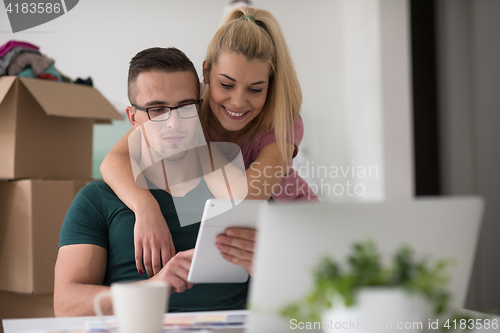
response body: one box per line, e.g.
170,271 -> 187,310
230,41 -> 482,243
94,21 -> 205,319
201,6 -> 302,164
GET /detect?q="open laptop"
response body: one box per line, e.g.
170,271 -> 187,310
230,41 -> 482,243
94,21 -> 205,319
246,197 -> 484,333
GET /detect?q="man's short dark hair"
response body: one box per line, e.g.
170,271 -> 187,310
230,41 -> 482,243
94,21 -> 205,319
127,47 -> 200,104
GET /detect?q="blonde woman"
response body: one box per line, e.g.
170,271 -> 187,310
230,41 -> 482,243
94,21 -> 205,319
100,6 -> 317,278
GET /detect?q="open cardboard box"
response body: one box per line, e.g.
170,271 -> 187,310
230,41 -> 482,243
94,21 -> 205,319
0,76 -> 122,179
0,179 -> 89,294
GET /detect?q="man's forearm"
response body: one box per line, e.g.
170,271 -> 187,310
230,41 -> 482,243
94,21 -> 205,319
54,283 -> 112,317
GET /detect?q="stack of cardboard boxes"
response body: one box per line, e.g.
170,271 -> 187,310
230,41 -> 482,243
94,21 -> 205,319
0,76 -> 121,324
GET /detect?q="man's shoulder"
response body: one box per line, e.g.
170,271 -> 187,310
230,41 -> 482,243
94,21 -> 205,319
78,180 -> 116,198
60,181 -> 114,250
73,181 -> 124,211
63,181 -> 125,229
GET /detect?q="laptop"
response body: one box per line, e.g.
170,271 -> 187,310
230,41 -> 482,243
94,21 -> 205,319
246,197 -> 484,333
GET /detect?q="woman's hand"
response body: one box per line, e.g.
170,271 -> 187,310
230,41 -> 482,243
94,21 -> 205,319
134,206 -> 176,277
216,228 -> 257,276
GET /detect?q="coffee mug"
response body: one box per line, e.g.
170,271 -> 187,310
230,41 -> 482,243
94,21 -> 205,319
93,281 -> 168,333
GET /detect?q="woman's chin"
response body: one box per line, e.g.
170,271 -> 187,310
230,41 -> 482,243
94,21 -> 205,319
221,122 -> 247,133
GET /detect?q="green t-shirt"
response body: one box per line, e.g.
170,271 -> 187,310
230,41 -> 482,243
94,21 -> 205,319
59,180 -> 248,312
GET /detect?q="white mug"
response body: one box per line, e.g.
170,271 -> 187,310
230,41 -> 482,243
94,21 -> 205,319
93,281 -> 168,333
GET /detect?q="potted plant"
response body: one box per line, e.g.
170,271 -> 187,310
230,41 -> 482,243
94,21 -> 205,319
280,240 -> 481,332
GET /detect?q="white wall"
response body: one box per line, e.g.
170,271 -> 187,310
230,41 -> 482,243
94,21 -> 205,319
0,0 -> 413,200
0,0 -> 226,110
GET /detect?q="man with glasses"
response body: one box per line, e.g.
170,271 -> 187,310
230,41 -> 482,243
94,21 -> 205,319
54,48 -> 249,317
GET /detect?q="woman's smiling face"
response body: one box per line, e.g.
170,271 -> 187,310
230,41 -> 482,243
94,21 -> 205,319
204,50 -> 271,135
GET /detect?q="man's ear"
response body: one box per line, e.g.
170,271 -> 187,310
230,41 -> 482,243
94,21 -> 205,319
126,106 -> 139,128
202,60 -> 209,84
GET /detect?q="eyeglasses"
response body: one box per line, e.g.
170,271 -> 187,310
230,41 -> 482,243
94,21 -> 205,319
132,101 -> 200,122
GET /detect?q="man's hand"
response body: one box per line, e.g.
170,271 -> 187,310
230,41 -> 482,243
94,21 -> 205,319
216,228 -> 256,276
150,249 -> 195,295
134,207 -> 176,277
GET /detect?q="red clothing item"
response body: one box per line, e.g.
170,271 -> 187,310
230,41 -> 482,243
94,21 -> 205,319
36,73 -> 58,81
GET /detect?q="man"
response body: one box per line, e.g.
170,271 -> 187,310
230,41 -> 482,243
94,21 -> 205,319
54,47 -> 253,317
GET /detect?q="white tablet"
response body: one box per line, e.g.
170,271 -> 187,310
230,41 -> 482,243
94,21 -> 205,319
188,199 -> 268,283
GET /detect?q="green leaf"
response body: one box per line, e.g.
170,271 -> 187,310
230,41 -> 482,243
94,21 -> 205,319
280,240 -> 453,324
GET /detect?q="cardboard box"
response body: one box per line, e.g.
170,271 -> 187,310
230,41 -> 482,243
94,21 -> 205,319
0,179 -> 88,294
0,76 -> 122,180
0,291 -> 54,329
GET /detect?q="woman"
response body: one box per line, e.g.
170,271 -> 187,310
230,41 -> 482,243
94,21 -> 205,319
100,6 -> 317,278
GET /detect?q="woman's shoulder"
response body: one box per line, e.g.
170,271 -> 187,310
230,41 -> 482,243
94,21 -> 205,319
254,115 -> 303,144
293,115 -> 304,140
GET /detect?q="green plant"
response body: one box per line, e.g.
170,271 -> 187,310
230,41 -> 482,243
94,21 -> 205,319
281,240 -> 452,323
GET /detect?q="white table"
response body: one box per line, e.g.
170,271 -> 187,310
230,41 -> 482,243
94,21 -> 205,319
2,310 -> 247,333
4,309 -> 499,333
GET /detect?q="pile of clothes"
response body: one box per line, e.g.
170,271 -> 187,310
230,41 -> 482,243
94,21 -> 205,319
0,40 -> 92,86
